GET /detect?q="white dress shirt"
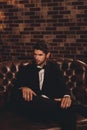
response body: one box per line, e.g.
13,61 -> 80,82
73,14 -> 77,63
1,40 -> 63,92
37,66 -> 45,90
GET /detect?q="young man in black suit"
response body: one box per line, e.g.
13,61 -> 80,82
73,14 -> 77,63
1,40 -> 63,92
13,40 -> 76,130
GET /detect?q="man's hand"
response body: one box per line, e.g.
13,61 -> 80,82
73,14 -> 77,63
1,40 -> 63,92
54,96 -> 72,109
20,87 -> 37,101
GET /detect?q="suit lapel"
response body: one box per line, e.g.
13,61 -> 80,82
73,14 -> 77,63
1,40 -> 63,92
42,61 -> 50,91
32,64 -> 40,91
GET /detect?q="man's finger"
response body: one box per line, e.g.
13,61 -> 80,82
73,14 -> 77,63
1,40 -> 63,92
54,98 -> 62,102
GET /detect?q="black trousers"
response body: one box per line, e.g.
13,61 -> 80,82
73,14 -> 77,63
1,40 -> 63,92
11,90 -> 76,130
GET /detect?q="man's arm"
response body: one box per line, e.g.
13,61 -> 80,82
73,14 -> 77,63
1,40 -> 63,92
53,62 -> 72,108
14,65 -> 37,101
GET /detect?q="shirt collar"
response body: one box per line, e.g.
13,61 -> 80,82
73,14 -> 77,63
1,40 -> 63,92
37,62 -> 46,69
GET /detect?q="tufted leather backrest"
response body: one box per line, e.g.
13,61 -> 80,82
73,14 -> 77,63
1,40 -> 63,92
0,60 -> 32,92
0,58 -> 87,104
56,58 -> 87,104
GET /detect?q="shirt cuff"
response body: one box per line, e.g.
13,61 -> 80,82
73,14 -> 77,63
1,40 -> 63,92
64,95 -> 70,97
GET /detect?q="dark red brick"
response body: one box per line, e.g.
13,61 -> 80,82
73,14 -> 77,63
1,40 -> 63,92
0,0 -> 87,63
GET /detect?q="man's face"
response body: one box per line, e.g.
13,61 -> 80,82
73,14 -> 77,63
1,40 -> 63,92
33,49 -> 50,67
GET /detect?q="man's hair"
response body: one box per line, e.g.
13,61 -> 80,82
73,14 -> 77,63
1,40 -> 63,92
33,40 -> 49,54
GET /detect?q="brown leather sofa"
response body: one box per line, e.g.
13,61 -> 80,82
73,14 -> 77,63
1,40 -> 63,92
0,58 -> 87,130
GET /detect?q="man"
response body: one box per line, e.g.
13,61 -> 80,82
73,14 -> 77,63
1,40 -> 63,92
13,40 -> 76,130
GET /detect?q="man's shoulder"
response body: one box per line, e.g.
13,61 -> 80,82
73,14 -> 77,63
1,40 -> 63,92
19,61 -> 35,71
47,60 -> 60,69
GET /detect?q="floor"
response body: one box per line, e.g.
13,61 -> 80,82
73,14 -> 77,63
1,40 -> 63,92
0,109 -> 87,130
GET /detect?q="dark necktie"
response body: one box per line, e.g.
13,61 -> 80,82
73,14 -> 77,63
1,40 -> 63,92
37,68 -> 43,72
37,65 -> 46,71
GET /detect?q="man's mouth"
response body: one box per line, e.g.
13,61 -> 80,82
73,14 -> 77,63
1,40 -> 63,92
36,60 -> 40,64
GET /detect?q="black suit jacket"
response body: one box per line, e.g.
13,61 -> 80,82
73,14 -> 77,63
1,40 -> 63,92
14,60 -> 69,99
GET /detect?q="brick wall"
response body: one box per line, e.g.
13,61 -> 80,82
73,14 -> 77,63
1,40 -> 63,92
0,0 -> 87,63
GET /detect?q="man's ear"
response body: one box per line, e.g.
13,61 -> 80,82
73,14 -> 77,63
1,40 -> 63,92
47,52 -> 51,59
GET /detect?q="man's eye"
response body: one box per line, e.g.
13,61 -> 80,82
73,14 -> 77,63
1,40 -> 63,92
34,54 -> 43,56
